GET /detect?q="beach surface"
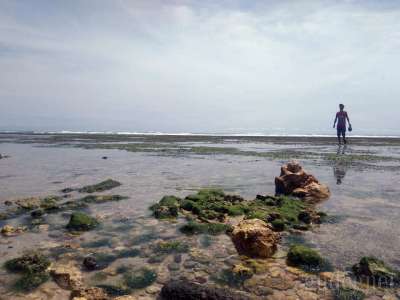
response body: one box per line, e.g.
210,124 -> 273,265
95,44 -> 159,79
1,133 -> 400,299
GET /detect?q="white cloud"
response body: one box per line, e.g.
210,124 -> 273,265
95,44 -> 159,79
0,0 -> 399,134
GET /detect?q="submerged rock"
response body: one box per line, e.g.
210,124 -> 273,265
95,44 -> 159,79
49,262 -> 83,290
4,252 -> 51,291
352,256 -> 400,287
71,287 -> 108,300
4,252 -> 50,273
78,179 -> 121,193
231,219 -> 280,258
160,279 -> 252,300
123,267 -> 157,289
66,212 -> 99,231
275,161 -> 330,202
333,286 -> 365,300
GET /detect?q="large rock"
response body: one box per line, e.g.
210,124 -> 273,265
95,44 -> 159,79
160,279 -> 252,300
275,161 -> 330,202
231,219 -> 280,258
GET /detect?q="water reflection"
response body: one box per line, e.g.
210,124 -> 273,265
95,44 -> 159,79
333,145 -> 348,185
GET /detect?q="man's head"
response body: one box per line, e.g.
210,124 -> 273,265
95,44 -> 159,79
339,104 -> 344,111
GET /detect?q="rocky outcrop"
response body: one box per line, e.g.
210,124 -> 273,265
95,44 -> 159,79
231,219 -> 280,258
275,161 -> 330,202
160,279 -> 252,300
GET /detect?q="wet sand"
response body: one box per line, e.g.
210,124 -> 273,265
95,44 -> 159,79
1,133 -> 400,299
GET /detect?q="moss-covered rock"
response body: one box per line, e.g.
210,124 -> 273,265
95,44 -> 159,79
154,241 -> 190,254
213,265 -> 253,287
5,252 -> 50,273
287,244 -> 328,272
80,194 -> 127,204
271,219 -> 286,232
4,252 -> 51,292
333,286 -> 365,300
180,221 -> 231,235
96,284 -> 131,296
14,271 -> 50,292
66,212 -> 99,231
78,179 -> 121,193
150,195 -> 180,219
352,256 -> 400,287
124,268 -> 157,289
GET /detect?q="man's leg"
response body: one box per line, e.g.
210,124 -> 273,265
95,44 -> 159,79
337,129 -> 341,144
343,131 -> 347,144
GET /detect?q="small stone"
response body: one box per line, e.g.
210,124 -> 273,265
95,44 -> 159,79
146,285 -> 160,294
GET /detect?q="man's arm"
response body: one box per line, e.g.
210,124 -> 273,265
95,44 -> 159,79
346,112 -> 351,125
333,114 -> 338,128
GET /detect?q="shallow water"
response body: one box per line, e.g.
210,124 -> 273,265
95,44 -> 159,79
1,136 -> 400,298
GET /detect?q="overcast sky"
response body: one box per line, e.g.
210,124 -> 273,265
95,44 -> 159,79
0,0 -> 399,135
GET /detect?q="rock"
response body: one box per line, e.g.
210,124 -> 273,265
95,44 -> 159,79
78,179 -> 121,193
149,195 -> 180,219
123,268 -> 157,289
83,256 -> 98,271
352,256 -> 400,287
66,212 -> 99,231
160,279 -> 252,300
4,252 -> 50,273
231,219 -> 280,258
287,244 -> 327,272
1,225 -> 27,237
15,197 -> 42,209
49,262 -> 83,290
4,200 -> 12,206
275,161 -> 330,202
71,287 -> 108,300
61,188 -> 74,193
102,156 -> 108,160
4,252 -> 51,291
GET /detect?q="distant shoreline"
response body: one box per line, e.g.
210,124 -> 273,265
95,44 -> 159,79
1,131 -> 400,139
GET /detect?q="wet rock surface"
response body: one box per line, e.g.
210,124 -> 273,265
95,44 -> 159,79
231,219 -> 280,258
275,161 -> 330,201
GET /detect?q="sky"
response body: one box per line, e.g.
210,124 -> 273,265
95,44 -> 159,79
0,0 -> 400,135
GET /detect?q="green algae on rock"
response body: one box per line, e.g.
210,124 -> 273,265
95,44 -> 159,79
352,256 -> 400,287
96,284 -> 131,297
4,252 -> 51,292
154,240 -> 190,254
123,267 -> 157,289
180,221 -> 231,235
333,286 -> 365,300
287,244 -> 330,273
150,195 -> 181,219
5,252 -> 50,273
80,194 -> 127,204
66,212 -> 99,231
78,179 -> 122,193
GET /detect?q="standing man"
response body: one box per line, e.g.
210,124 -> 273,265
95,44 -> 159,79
333,104 -> 351,145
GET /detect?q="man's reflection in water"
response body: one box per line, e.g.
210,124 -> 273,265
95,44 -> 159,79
333,145 -> 348,185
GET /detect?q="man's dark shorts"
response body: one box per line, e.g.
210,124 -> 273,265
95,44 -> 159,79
337,128 -> 346,136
